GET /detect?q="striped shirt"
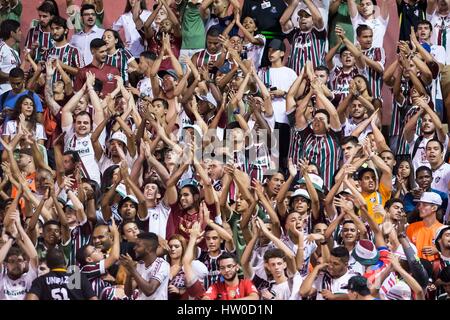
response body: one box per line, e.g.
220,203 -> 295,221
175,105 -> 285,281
80,260 -> 112,297
46,43 -> 82,83
329,66 -> 362,105
300,126 -> 342,190
287,27 -> 327,75
67,222 -> 92,267
105,48 -> 135,83
389,79 -> 410,137
25,24 -> 53,62
362,47 -> 385,99
0,41 -> 20,94
195,49 -> 222,69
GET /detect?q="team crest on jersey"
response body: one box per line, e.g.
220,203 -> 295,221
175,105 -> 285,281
435,177 -> 441,183
271,7 -> 277,13
82,141 -> 88,146
370,197 -> 377,203
107,73 -> 114,81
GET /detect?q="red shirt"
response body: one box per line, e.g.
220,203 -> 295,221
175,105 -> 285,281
74,63 -> 120,97
147,33 -> 181,71
204,279 -> 259,300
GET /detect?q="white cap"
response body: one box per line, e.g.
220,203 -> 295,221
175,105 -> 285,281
385,281 -> 412,300
110,131 -> 128,147
418,192 -> 442,206
183,124 -> 203,138
196,92 -> 217,108
299,173 -> 324,192
291,188 -> 310,200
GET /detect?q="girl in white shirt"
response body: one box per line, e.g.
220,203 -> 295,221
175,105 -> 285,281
2,94 -> 46,146
112,0 -> 152,58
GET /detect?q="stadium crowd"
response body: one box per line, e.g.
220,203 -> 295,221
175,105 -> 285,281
0,0 -> 450,300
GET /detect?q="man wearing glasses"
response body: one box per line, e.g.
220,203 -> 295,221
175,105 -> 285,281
70,4 -> 105,66
202,252 -> 259,300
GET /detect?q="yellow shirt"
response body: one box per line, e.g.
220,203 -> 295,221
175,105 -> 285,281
362,182 -> 391,224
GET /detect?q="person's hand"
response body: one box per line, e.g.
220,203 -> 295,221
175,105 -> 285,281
0,137 -> 14,153
412,187 -> 423,200
373,204 -> 386,220
270,89 -> 285,99
422,246 -> 438,256
223,160 -> 235,176
297,158 -> 310,176
335,25 -> 346,40
119,160 -> 129,179
260,288 -> 275,300
410,26 -> 419,46
388,253 -> 401,271
320,289 -> 335,300
109,218 -> 120,237
255,217 -> 271,236
349,80 -> 359,96
61,175 -> 75,191
252,178 -> 265,195
200,201 -> 211,225
315,262 -> 329,271
190,221 -> 204,239
306,233 -> 324,243
343,163 -> 356,177
119,253 -> 136,272
45,60 -> 56,77
168,284 -> 182,295
86,71 -> 96,89
126,85 -> 140,96
199,65 -> 211,81
114,75 -> 124,88
333,195 -> 355,214
288,158 -> 297,178
1,162 -> 12,177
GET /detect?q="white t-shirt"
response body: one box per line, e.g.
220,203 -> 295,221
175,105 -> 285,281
343,118 -> 372,141
431,162 -> 450,194
135,257 -> 170,300
0,264 -> 37,300
98,151 -> 137,174
3,121 -> 47,141
350,14 -> 388,48
409,134 -> 449,170
112,11 -> 152,58
430,44 -> 446,102
0,41 -> 20,94
62,125 -> 104,185
138,202 -> 171,239
70,25 -> 104,66
427,11 -> 450,64
258,67 -> 298,124
312,270 -> 355,300
243,34 -> 266,70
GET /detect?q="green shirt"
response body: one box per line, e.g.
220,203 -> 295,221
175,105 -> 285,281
0,0 -> 22,24
180,2 -> 205,50
328,3 -> 354,49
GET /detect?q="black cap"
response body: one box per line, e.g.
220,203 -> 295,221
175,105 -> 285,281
268,39 -> 286,52
342,276 -> 371,296
158,69 -> 178,80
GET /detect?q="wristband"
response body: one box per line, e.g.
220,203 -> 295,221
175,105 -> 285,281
233,109 -> 240,115
320,241 -> 327,245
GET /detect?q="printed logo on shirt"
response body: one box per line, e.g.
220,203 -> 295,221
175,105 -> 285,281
251,5 -> 257,10
107,73 -> 114,82
271,7 -> 277,13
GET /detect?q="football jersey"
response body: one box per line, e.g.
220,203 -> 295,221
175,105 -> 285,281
0,265 -> 37,300
135,257 -> 170,300
27,270 -> 96,300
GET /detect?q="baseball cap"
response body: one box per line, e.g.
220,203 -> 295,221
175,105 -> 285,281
290,188 -> 311,200
268,39 -> 286,52
183,124 -> 203,138
178,178 -> 200,190
298,7 -> 312,16
297,173 -> 324,192
158,69 -> 178,81
434,225 -> 450,252
196,92 -> 217,108
351,239 -> 380,266
384,281 -> 412,300
109,131 -> 128,146
342,276 -> 371,296
417,192 -> 442,206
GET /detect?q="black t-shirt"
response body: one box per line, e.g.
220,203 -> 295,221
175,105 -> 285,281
397,0 -> 427,41
28,271 -> 96,300
241,0 -> 286,34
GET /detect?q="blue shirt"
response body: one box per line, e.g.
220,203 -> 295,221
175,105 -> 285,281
404,188 -> 448,214
0,89 -> 43,113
